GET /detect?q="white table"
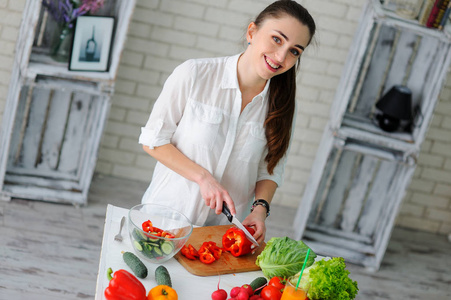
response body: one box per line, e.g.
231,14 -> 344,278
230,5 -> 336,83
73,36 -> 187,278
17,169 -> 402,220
95,204 -> 265,299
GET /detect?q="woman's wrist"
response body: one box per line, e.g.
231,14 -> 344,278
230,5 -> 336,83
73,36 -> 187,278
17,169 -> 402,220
251,199 -> 270,218
251,204 -> 268,219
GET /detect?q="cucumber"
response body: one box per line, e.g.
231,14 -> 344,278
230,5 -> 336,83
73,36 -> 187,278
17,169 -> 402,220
148,237 -> 160,243
123,251 -> 148,279
153,247 -> 163,256
155,265 -> 172,287
132,228 -> 143,241
249,276 -> 267,294
142,243 -> 154,258
161,241 -> 174,255
133,240 -> 143,252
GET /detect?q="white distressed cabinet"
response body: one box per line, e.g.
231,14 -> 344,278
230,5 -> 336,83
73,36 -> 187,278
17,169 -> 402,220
294,0 -> 451,270
0,0 -> 136,205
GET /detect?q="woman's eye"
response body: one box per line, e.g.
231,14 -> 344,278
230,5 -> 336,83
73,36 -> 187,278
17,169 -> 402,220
272,36 -> 281,43
291,49 -> 300,56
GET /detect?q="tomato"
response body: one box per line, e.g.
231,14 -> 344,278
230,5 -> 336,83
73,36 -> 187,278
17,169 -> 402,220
268,277 -> 286,292
260,285 -> 282,300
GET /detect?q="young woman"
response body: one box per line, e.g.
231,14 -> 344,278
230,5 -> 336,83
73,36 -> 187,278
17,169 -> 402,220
139,0 -> 316,245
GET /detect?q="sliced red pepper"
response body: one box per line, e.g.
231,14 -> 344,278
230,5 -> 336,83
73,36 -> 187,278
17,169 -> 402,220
181,245 -> 197,260
198,245 -> 216,264
198,241 -> 222,263
188,244 -> 199,258
104,269 -> 146,300
142,220 -> 153,232
222,226 -> 256,257
141,220 -> 175,239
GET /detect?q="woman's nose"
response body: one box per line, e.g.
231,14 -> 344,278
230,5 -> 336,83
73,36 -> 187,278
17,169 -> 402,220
275,48 -> 288,63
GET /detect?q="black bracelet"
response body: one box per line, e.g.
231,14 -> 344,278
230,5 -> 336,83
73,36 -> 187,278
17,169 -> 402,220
251,199 -> 270,217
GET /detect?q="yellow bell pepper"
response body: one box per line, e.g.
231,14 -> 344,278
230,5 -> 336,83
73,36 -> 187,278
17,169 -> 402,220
147,285 -> 178,300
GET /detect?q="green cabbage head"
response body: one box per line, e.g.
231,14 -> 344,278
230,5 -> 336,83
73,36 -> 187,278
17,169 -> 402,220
255,236 -> 316,278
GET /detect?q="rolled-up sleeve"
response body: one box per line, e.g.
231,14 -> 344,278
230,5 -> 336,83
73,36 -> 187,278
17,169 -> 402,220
139,60 -> 196,149
256,151 -> 285,187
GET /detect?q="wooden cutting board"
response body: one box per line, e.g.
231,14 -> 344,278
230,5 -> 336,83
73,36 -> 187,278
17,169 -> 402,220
174,225 -> 265,276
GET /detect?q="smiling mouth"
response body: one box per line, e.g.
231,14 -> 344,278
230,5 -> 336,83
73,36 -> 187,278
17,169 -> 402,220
265,56 -> 280,70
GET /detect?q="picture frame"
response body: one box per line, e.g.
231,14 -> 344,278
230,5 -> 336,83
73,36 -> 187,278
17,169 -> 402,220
69,16 -> 115,72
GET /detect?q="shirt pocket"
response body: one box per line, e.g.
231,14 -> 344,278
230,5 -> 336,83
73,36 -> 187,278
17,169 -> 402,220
185,100 -> 223,149
238,124 -> 267,163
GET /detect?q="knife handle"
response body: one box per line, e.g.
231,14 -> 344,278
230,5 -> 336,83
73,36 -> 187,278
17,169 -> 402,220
221,203 -> 233,222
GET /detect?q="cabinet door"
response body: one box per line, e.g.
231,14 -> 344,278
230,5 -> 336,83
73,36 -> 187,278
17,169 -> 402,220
3,77 -> 109,204
297,134 -> 415,268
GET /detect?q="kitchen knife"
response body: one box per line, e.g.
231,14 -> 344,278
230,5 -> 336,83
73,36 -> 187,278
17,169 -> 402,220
222,203 -> 259,247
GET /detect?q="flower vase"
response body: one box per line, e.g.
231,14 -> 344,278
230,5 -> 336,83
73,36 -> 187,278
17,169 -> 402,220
51,25 -> 74,63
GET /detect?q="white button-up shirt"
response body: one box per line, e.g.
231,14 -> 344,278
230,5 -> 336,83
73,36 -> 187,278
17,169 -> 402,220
139,54 -> 287,226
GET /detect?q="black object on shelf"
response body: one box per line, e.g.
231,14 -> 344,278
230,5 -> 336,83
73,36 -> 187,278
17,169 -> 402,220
375,85 -> 413,132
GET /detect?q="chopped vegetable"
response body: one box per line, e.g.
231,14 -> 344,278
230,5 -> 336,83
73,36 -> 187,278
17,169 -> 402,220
255,236 -> 316,279
222,226 -> 255,257
199,247 -> 216,264
132,228 -> 175,260
289,257 -> 358,300
141,220 -> 175,239
198,241 -> 222,264
104,269 -> 146,300
180,244 -> 199,260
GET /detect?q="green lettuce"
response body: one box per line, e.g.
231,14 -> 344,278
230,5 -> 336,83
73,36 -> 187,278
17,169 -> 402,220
255,237 -> 316,278
289,257 -> 358,300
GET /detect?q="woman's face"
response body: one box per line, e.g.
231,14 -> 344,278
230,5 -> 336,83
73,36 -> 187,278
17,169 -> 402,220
247,15 -> 311,80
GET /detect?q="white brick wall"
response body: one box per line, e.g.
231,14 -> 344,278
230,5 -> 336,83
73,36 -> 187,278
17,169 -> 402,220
0,0 -> 450,235
0,0 -> 25,117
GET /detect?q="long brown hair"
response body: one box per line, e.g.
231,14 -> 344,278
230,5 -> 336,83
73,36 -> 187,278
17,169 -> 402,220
253,0 -> 316,174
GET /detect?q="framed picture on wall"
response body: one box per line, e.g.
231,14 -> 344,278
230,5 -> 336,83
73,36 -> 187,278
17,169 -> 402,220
69,16 -> 115,72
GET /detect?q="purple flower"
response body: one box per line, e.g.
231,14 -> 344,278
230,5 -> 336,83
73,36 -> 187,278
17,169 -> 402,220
42,0 -> 105,27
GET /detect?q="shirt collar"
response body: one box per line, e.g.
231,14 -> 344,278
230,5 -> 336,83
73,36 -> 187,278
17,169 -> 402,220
221,53 -> 271,100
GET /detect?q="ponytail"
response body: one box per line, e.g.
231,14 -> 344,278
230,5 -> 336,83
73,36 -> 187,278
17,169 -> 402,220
264,66 -> 296,174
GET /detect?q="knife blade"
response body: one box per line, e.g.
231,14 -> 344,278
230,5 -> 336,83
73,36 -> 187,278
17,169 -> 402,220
222,203 -> 259,247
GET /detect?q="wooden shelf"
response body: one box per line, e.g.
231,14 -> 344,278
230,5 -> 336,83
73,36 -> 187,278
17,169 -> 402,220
28,53 -> 114,83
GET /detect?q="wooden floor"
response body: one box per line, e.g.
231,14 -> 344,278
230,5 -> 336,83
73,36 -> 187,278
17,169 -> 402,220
0,175 -> 450,299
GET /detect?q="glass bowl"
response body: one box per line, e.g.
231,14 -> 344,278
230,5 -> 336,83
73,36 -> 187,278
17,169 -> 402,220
128,203 -> 193,263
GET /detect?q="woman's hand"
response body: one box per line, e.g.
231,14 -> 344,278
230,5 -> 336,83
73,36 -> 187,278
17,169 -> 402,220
197,173 -> 236,215
242,205 -> 267,248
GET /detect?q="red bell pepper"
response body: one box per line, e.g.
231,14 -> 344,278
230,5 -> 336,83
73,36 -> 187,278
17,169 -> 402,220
188,244 -> 199,258
181,244 -> 198,260
198,247 -> 216,264
222,226 -> 256,257
198,241 -> 222,264
142,220 -> 175,239
104,268 -> 146,300
142,220 -> 153,232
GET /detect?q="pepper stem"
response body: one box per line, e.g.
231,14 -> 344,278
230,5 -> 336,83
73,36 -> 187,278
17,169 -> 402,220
107,267 -> 113,281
